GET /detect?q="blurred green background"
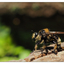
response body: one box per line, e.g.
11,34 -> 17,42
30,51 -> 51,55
0,2 -> 64,61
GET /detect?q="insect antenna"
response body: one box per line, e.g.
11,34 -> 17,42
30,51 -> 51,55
31,30 -> 34,33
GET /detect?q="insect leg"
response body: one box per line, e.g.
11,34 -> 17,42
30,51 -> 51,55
53,35 -> 58,54
40,43 -> 47,54
34,44 -> 38,50
54,43 -> 57,50
31,42 -> 39,53
57,37 -> 61,51
34,41 -> 40,50
53,36 -> 61,52
46,46 -> 48,54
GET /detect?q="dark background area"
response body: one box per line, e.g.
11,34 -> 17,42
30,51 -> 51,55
1,12 -> 64,50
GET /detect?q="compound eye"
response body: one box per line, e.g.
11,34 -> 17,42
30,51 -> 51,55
42,30 -> 45,33
32,32 -> 38,41
32,32 -> 37,39
40,30 -> 45,35
35,32 -> 38,37
35,32 -> 37,35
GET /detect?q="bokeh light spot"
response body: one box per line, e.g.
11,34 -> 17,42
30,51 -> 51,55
13,18 -> 20,25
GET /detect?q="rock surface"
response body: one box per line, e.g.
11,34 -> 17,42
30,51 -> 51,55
9,42 -> 64,62
24,43 -> 64,62
32,51 -> 64,62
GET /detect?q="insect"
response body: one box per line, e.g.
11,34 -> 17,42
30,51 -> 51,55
32,28 -> 64,54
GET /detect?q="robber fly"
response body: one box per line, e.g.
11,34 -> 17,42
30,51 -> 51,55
32,28 -> 64,54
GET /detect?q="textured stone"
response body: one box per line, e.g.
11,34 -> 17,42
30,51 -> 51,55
9,42 -> 64,62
